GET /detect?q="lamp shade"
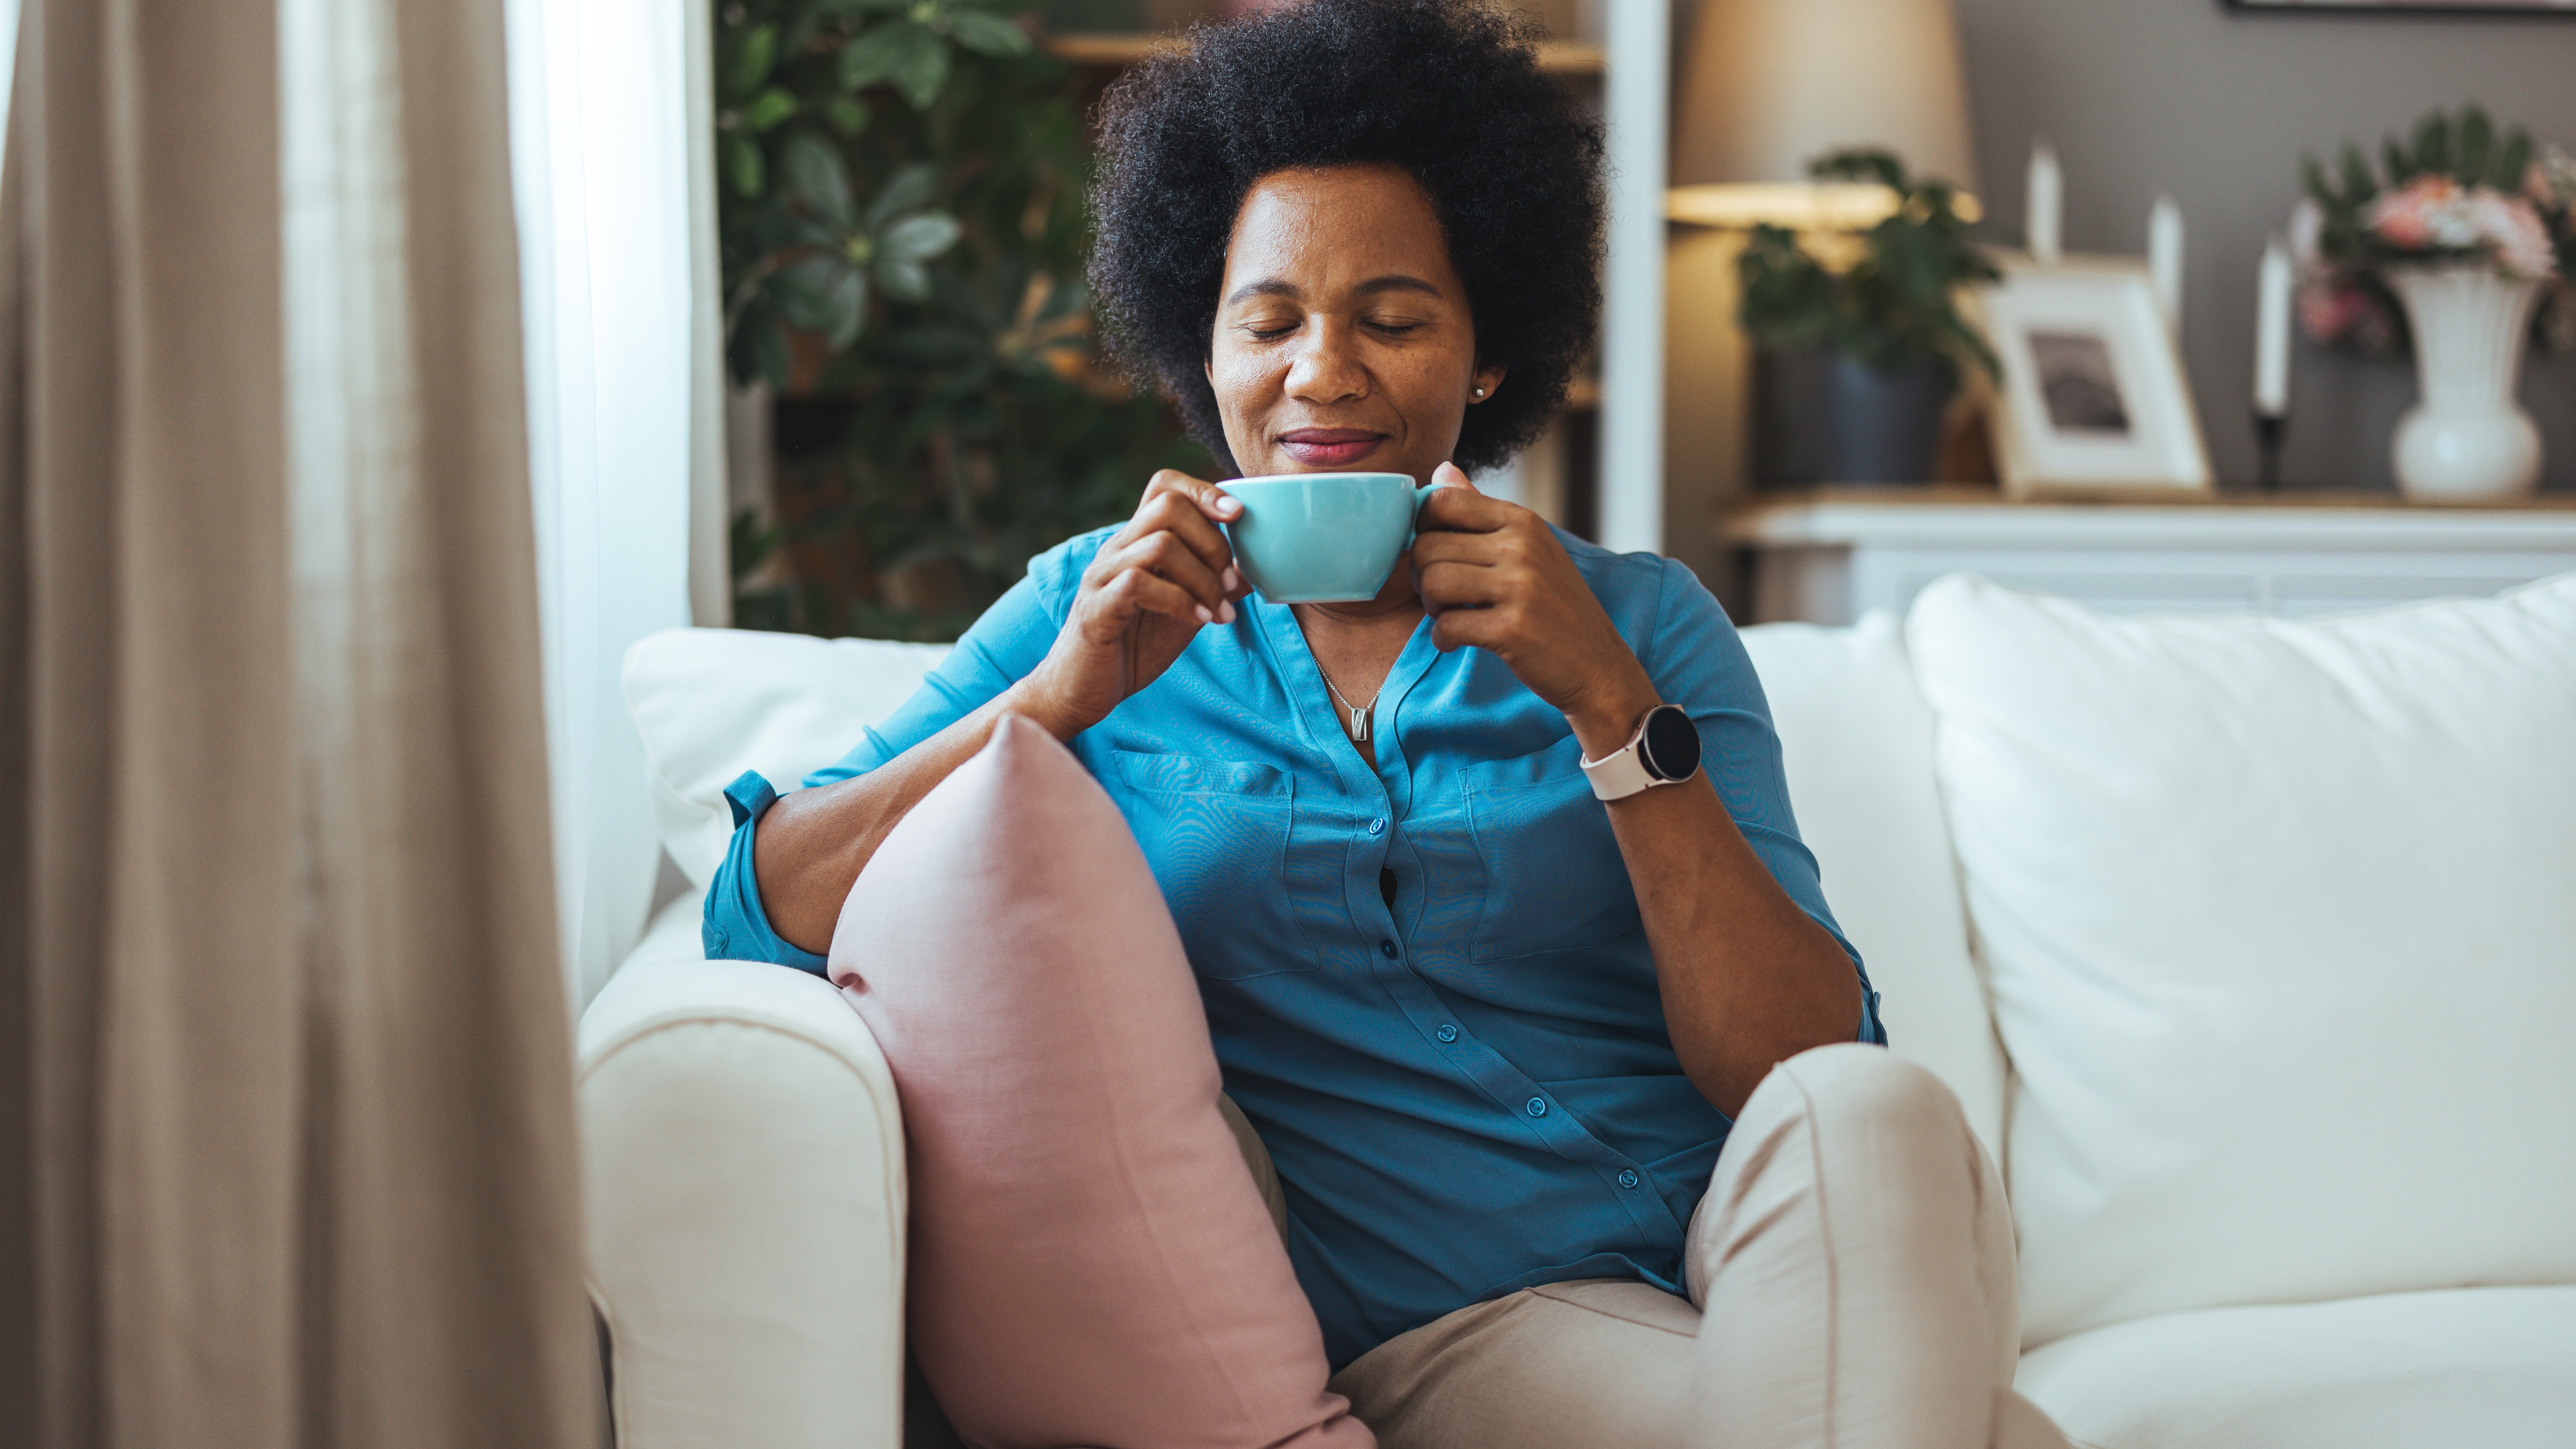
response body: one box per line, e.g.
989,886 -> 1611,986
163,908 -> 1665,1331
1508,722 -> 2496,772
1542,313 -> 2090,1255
1672,0 -> 1979,213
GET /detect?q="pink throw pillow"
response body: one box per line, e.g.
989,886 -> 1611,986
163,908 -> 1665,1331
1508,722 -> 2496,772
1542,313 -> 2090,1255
830,714 -> 1374,1449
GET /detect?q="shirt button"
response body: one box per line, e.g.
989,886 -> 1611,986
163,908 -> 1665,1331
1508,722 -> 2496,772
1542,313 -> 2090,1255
1525,1097 -> 1548,1118
1435,1024 -> 1458,1043
1367,817 -> 1387,836
1618,1169 -> 1641,1189
1379,939 -> 1399,959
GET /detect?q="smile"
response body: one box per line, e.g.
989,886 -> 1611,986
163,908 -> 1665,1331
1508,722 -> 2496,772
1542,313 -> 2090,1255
1277,428 -> 1388,467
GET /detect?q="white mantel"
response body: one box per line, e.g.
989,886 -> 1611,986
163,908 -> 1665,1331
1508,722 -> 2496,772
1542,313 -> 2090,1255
1718,489 -> 2576,625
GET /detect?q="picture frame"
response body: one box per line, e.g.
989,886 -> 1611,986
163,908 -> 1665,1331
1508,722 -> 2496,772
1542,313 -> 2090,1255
1967,255 -> 2214,499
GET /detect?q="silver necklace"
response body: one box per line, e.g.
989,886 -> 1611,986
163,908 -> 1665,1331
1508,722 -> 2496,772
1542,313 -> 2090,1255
1317,665 -> 1384,743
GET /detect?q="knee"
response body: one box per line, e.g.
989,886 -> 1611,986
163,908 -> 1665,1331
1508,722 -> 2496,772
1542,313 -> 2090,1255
1761,1043 -> 1966,1143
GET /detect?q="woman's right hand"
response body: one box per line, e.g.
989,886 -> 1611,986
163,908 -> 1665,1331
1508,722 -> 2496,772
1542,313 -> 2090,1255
1011,469 -> 1248,738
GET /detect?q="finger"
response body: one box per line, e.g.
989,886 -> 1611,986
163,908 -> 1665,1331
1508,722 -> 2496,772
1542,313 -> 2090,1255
1428,603 -> 1513,654
1434,461 -> 1478,493
1407,528 -> 1504,569
1141,467 -> 1246,526
1416,558 -> 1511,611
1416,474 -> 1519,535
1123,487 -> 1238,583
1106,530 -> 1234,622
1099,566 -> 1213,631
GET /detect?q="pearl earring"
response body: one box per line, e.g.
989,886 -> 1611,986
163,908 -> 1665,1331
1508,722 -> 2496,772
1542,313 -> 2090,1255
1472,386 -> 1486,399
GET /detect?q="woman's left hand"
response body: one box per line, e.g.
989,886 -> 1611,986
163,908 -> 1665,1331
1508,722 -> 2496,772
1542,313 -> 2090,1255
1409,463 -> 1659,742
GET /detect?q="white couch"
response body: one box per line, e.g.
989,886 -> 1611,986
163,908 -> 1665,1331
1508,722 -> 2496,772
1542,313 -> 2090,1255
581,580 -> 2576,1449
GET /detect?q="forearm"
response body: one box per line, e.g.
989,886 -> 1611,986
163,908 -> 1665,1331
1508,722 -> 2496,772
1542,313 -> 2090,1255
754,678 -> 1079,955
1568,685 -> 1863,1116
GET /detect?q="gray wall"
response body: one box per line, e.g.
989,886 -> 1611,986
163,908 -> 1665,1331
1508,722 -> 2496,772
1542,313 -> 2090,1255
1954,0 -> 2576,494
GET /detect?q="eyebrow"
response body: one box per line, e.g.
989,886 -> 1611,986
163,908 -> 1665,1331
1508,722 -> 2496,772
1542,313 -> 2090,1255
1223,274 -> 1446,305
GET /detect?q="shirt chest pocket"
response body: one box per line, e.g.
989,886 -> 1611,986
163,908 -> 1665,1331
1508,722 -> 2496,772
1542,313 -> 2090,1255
1103,751 -> 1318,980
1460,735 -> 1642,962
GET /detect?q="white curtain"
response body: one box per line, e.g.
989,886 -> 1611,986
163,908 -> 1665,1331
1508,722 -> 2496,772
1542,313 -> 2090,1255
505,0 -> 728,1010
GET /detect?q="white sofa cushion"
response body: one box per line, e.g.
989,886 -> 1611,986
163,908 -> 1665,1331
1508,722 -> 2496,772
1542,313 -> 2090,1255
2015,1286 -> 2576,1449
1907,573 -> 2576,1346
623,628 -> 949,889
1741,613 -> 2006,1161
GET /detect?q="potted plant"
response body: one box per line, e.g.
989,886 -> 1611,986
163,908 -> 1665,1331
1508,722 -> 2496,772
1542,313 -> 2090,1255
2292,105 -> 2576,501
1735,150 -> 1998,486
716,0 -> 1211,639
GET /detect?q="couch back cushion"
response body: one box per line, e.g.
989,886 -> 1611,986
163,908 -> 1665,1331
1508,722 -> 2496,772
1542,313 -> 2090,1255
623,628 -> 948,888
1740,613 -> 2005,1160
1905,572 -> 2576,1347
830,714 -> 1372,1449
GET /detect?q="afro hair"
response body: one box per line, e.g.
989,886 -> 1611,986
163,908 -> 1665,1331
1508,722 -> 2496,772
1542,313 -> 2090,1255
1085,0 -> 1605,477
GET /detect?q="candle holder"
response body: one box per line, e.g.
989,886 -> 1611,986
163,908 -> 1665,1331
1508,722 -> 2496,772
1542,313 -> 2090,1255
2253,412 -> 2286,492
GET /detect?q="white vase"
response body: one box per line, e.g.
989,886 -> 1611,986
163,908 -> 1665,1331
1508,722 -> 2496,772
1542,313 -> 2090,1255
2385,264 -> 2545,502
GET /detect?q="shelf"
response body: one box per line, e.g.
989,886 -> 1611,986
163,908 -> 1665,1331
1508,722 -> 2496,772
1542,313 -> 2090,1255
1041,32 -> 1603,75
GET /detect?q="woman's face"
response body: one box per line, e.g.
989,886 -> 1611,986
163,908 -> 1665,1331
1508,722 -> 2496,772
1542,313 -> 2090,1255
1208,163 -> 1503,484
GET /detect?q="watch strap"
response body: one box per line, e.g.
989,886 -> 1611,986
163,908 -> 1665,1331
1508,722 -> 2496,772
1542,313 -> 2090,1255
1579,714 -> 1663,802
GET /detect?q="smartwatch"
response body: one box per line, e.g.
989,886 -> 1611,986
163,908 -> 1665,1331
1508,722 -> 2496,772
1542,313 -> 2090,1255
1578,703 -> 1702,802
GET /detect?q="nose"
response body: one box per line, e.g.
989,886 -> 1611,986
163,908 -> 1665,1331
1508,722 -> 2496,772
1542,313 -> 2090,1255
1284,316 -> 1367,406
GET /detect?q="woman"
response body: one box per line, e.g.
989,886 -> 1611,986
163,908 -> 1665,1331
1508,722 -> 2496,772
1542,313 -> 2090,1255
707,3 -> 2066,1445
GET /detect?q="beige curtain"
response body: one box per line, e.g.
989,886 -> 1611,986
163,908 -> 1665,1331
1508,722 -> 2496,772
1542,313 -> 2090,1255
0,0 -> 598,1443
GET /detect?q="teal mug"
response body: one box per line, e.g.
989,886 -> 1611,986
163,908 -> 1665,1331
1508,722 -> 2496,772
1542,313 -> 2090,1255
1216,472 -> 1452,604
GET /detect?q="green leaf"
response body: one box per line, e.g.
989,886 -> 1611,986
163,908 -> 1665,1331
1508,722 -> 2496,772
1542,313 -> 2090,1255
780,133 -> 855,230
824,97 -> 870,136
2459,107 -> 2493,185
867,162 -> 940,229
841,20 -> 945,107
2496,130 -> 2532,191
2339,145 -> 2377,206
728,24 -> 776,96
2413,112 -> 2451,177
880,211 -> 962,263
945,10 -> 1033,56
776,255 -> 869,349
742,86 -> 797,133
2384,137 -> 2414,186
891,30 -> 951,110
723,134 -> 765,198
876,255 -> 934,303
2301,155 -> 2333,205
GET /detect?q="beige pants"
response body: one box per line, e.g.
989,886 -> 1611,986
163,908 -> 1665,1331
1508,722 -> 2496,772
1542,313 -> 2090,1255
1225,1046 -> 2074,1449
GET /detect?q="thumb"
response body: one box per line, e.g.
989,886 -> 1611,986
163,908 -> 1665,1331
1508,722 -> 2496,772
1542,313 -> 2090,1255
1434,461 -> 1479,494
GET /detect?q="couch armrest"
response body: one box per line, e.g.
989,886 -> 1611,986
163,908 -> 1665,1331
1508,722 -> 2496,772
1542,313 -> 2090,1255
580,952 -> 906,1449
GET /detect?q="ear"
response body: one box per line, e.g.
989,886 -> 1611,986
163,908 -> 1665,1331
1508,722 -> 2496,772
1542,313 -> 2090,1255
1468,362 -> 1507,403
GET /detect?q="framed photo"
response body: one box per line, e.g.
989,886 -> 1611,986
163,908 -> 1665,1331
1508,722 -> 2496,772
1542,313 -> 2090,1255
1968,255 -> 2213,499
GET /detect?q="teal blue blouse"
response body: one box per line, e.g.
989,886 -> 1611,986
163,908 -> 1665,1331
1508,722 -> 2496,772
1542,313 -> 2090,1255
704,523 -> 1881,1368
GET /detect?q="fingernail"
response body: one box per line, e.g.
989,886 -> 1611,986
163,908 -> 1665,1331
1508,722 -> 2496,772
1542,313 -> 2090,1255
1195,605 -> 1214,624
1219,600 -> 1237,624
1222,565 -> 1241,592
1217,496 -> 1242,517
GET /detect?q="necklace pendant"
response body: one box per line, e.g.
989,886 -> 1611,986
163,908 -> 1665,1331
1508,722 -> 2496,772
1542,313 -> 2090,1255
1350,704 -> 1370,742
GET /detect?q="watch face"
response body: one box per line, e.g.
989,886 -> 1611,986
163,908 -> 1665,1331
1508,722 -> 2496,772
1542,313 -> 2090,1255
1640,704 -> 1702,782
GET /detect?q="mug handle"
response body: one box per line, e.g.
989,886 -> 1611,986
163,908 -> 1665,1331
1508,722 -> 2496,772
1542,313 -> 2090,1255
1404,480 -> 1457,549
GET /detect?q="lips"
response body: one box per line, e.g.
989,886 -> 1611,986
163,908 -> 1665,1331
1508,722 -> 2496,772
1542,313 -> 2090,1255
1277,427 -> 1387,467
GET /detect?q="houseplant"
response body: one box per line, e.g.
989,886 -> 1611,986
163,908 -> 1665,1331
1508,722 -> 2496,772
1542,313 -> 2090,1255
2292,105 -> 2576,500
1735,150 -> 1998,485
718,0 -> 1211,639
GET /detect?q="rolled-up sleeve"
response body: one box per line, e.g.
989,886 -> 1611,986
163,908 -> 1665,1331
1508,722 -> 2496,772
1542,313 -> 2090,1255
701,771 -> 829,972
697,552 -> 1087,973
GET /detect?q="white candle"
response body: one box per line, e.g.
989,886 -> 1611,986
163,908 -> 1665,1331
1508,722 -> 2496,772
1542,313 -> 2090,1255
2148,194 -> 2184,341
2028,142 -> 2062,266
2254,237 -> 2293,418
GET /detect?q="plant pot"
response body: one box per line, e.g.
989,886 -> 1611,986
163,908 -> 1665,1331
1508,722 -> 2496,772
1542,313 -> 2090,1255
1752,348 -> 1956,486
2385,265 -> 2545,502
